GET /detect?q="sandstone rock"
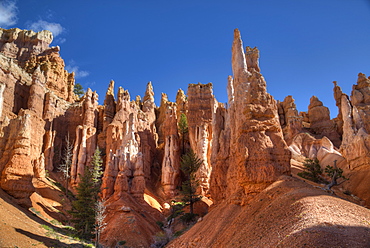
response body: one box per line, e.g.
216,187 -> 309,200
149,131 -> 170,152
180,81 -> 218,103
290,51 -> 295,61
161,103 -> 180,198
70,89 -> 98,184
0,83 -> 5,119
102,86 -> 154,200
0,28 -> 53,63
211,29 -> 291,204
97,80 -> 116,150
156,93 -> 170,146
333,81 -> 344,136
306,95 -> 341,147
289,133 -> 347,169
0,109 -> 45,205
28,66 -> 46,115
245,46 -> 260,72
278,95 -> 302,144
187,82 -> 215,196
340,78 -> 370,170
24,44 -> 74,102
176,88 -> 188,119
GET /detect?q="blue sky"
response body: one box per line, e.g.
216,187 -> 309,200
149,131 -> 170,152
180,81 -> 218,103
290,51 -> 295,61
1,0 -> 370,117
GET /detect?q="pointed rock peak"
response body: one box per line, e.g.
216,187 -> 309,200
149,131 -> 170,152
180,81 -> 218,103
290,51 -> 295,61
284,95 -> 295,103
232,29 -> 248,79
245,46 -> 260,72
106,80 -> 115,97
68,72 -> 75,82
86,88 -> 93,97
176,89 -> 186,101
117,86 -> 130,102
135,95 -> 141,106
309,95 -> 324,109
144,81 -> 154,102
92,90 -> 99,102
234,28 -> 241,39
160,93 -> 168,106
356,72 -> 370,87
227,75 -> 234,103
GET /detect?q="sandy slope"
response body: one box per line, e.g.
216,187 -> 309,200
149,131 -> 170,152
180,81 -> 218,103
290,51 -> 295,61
1,174 -> 370,247
0,187 -> 86,247
167,175 -> 370,248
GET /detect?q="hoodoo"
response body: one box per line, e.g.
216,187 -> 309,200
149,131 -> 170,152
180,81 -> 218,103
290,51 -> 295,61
0,27 -> 370,247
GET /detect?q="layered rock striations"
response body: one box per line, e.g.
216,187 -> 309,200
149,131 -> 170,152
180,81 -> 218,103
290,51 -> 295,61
337,73 -> 370,205
187,83 -> 216,196
211,29 -> 291,204
1,26 -> 370,247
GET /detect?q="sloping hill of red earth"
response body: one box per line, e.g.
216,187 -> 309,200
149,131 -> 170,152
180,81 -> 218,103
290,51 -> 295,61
167,175 -> 370,248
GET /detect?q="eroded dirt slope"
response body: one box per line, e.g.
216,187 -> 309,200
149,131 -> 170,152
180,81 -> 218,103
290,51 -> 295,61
167,175 -> 370,248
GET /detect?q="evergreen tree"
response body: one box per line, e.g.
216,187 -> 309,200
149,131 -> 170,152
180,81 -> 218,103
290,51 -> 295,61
324,160 -> 348,189
70,147 -> 104,240
178,113 -> 188,155
70,166 -> 96,239
297,158 -> 323,183
74,83 -> 85,98
180,150 -> 202,217
91,148 -> 104,193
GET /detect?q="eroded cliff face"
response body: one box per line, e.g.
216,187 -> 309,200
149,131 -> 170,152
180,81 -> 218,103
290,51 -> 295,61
1,27 -> 370,247
211,29 -> 291,205
187,83 -> 216,196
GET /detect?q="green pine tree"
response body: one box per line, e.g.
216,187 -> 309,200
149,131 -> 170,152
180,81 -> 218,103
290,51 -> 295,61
91,148 -> 104,193
178,113 -> 188,155
74,83 -> 85,98
70,148 -> 104,240
180,149 -> 202,220
70,166 -> 96,240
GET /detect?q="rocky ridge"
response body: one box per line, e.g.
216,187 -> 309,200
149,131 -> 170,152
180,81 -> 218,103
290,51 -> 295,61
0,27 -> 370,247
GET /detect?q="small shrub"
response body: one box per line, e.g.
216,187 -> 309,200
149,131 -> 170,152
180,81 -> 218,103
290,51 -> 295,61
117,240 -> 126,246
297,158 -> 323,183
180,213 -> 198,224
343,189 -> 351,195
325,165 -> 347,180
167,201 -> 185,221
30,207 -> 42,217
40,224 -> 54,232
156,221 -> 164,229
174,230 -> 183,237
50,219 -> 62,226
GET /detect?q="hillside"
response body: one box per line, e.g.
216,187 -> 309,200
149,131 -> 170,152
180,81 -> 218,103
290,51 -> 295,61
168,175 -> 370,248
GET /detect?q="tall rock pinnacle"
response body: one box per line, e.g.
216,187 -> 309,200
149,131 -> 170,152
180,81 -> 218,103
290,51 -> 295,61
211,29 -> 291,204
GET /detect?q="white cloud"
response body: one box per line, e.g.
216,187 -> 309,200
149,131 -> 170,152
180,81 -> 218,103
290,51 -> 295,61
28,20 -> 64,37
56,37 -> 66,44
66,61 -> 89,79
0,0 -> 18,27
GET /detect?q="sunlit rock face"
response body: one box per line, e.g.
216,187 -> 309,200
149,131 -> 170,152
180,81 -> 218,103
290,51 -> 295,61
2,25 -> 370,247
0,28 -> 75,205
277,95 -> 302,145
187,82 -> 216,197
211,29 -> 291,205
335,73 -> 370,206
161,103 -> 180,198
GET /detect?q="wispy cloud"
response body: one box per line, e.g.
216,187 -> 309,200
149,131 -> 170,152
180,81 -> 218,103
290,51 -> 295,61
66,60 -> 90,79
0,0 -> 18,27
56,37 -> 66,44
28,20 -> 64,37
